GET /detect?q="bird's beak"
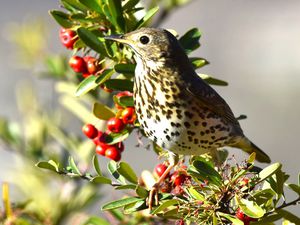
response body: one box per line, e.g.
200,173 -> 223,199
104,34 -> 130,44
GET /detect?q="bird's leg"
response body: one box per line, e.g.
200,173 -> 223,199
148,152 -> 179,210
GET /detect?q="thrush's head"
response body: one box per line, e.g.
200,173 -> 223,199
105,28 -> 186,63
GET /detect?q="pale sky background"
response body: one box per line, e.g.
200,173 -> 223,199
0,0 -> 299,219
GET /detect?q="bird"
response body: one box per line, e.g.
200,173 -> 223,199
105,27 -> 270,208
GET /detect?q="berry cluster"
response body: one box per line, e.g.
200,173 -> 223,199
154,163 -> 191,195
82,91 -> 136,161
82,123 -> 124,161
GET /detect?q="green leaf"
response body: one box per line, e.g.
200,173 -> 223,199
250,213 -> 283,225
151,199 -> 179,214
257,163 -> 282,184
78,0 -> 102,13
286,183 -> 300,196
83,216 -> 110,225
117,162 -> 138,184
102,197 -> 141,210
236,197 -> 265,218
187,187 -> 205,201
123,0 -> 139,11
49,10 -> 73,28
135,185 -> 148,198
35,160 -> 59,172
115,184 -> 136,190
90,176 -> 112,185
105,0 -> 125,31
118,96 -> 134,107
114,63 -> 136,75
93,102 -> 115,120
68,156 -> 82,175
105,129 -> 130,145
93,155 -> 102,176
135,6 -> 159,29
218,212 -> 244,225
61,0 -> 88,12
123,200 -> 146,214
95,69 -> 115,85
199,74 -> 228,86
179,28 -> 201,54
75,75 -> 98,97
188,159 -> 222,186
189,57 -> 209,69
77,27 -> 107,55
278,210 -> 300,224
107,160 -> 127,184
104,79 -> 134,92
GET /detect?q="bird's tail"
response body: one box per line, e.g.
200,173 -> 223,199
232,137 -> 271,163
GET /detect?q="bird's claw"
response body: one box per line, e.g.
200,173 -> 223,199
147,184 -> 159,210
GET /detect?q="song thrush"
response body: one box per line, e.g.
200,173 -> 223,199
105,28 -> 270,208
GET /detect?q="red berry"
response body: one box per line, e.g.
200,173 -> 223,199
155,164 -> 168,177
59,28 -> 77,49
107,118 -> 125,133
115,142 -> 125,152
86,57 -> 100,74
240,177 -> 249,186
93,131 -> 110,148
95,144 -> 107,156
121,107 -> 137,124
105,146 -> 121,161
171,173 -> 188,186
235,208 -> 256,223
82,124 -> 98,139
69,56 -> 87,73
115,91 -> 133,109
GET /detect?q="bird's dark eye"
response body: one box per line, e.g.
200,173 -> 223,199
139,35 -> 150,44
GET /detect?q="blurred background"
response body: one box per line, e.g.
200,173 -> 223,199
0,0 -> 299,223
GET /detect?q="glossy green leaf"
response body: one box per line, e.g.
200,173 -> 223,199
188,159 -> 222,186
90,176 -> 112,185
250,213 -> 282,225
114,63 -> 136,75
105,129 -> 130,145
151,199 -> 179,214
179,28 -> 201,54
49,10 -> 73,28
93,155 -> 102,176
105,0 -> 125,31
83,216 -> 110,225
117,162 -> 138,184
102,197 -> 141,210
104,79 -> 133,91
236,197 -> 265,218
35,160 -> 59,172
251,189 -> 275,206
189,57 -> 209,69
135,6 -> 159,29
286,183 -> 300,196
93,102 -> 115,120
95,69 -> 115,85
78,0 -> 102,13
218,212 -> 244,225
77,27 -> 107,55
107,160 -> 127,184
199,74 -> 228,86
75,75 -> 98,97
68,156 -> 82,175
257,163 -> 282,184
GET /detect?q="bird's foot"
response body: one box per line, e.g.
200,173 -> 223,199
147,183 -> 159,210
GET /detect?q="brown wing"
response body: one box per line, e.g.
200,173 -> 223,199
183,71 -> 242,133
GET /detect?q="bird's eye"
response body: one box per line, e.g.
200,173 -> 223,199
139,35 -> 150,44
